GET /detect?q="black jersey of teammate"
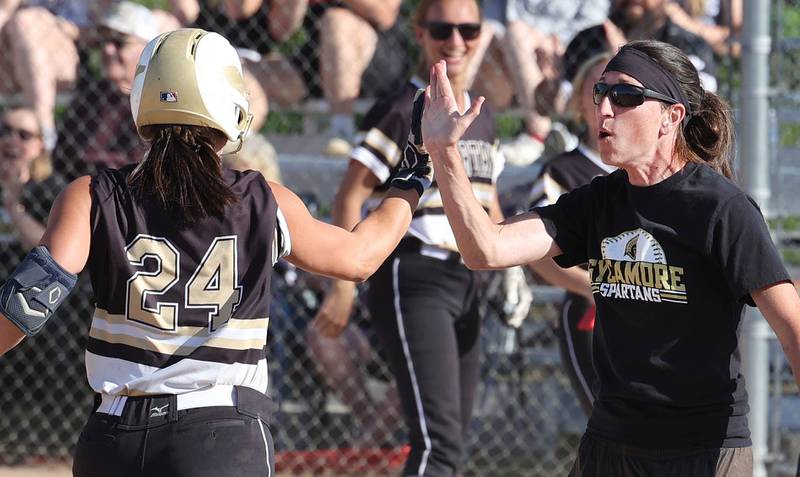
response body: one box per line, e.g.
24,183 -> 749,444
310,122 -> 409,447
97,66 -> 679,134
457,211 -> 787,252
528,145 -> 614,208
533,162 -> 790,448
86,165 -> 282,372
353,79 -> 502,250
358,79 -> 499,189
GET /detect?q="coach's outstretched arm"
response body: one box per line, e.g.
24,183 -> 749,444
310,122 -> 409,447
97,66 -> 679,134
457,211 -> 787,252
421,61 -> 560,270
0,176 -> 92,355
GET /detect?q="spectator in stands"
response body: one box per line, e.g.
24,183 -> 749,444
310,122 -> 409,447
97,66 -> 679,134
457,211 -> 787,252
666,0 -> 742,55
563,0 -> 717,92
298,0 -> 409,156
169,0 -> 308,133
0,1 -> 91,152
52,1 -> 161,180
0,106 -> 65,253
473,0 -> 609,166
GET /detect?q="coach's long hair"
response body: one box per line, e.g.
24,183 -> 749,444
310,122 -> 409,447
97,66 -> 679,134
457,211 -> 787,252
128,124 -> 238,225
623,40 -> 736,180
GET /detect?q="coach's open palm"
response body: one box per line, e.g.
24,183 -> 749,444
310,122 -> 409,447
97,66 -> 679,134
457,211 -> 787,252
421,61 -> 485,153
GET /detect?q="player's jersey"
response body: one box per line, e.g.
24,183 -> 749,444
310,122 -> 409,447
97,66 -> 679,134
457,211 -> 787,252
85,166 -> 291,396
528,144 -> 616,208
352,78 -> 504,252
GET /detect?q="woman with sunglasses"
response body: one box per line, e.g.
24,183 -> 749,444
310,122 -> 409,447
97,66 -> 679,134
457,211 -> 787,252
309,0 -> 504,474
418,39 -> 800,476
0,107 -> 65,251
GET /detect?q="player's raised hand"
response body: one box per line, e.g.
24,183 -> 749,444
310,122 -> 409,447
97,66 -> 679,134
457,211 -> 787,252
390,88 -> 434,197
421,60 -> 485,153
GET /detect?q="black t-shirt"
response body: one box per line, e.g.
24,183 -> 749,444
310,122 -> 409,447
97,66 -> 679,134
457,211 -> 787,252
533,162 -> 790,449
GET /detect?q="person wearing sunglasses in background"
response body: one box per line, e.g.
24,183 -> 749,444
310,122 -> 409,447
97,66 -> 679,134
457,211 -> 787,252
417,39 -> 800,476
520,52 -> 615,417
51,2 -> 169,181
0,107 -> 65,252
308,0 -> 509,474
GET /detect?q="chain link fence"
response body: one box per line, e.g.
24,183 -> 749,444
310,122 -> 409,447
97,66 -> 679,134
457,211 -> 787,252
0,1 -> 798,476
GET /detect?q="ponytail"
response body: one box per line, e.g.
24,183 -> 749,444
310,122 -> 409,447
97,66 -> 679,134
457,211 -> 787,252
625,40 -> 737,180
128,125 -> 238,225
679,91 -> 735,180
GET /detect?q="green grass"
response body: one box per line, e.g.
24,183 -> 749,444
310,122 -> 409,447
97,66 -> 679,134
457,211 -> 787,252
783,5 -> 800,38
131,0 -> 169,9
782,248 -> 800,266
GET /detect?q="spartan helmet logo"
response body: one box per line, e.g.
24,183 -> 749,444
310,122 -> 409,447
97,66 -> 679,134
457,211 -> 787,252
601,228 -> 667,264
624,236 -> 638,260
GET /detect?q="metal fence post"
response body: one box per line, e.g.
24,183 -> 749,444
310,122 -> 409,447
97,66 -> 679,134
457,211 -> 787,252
740,1 -> 774,476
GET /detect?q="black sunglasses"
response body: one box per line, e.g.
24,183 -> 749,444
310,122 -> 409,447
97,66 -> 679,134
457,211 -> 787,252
424,21 -> 482,41
101,34 -> 134,50
0,122 -> 40,141
593,82 -> 678,108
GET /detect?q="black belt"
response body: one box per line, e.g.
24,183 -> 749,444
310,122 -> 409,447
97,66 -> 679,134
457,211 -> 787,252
396,237 -> 461,263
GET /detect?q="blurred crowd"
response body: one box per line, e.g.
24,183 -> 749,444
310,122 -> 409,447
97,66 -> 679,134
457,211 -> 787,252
0,0 -> 741,184
0,0 -> 742,456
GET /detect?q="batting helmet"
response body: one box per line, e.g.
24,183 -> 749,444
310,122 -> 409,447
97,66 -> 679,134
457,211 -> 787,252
130,28 -> 252,145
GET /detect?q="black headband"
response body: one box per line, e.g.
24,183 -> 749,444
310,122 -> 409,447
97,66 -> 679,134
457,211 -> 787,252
604,47 -> 692,121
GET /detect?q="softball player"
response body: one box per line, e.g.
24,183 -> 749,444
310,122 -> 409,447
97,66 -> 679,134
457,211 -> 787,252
418,40 -> 800,476
525,52 -> 615,414
0,28 -> 430,477
313,1 -> 505,474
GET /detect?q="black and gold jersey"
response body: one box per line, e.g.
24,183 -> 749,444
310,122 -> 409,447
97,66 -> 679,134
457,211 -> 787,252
352,78 -> 504,252
528,144 -> 616,208
85,165 -> 290,396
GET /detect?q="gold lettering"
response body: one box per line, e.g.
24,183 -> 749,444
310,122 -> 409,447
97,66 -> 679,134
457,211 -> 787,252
613,261 -> 626,284
624,262 -> 640,285
640,263 -> 654,287
599,260 -> 614,283
670,266 -> 686,292
654,264 -> 670,290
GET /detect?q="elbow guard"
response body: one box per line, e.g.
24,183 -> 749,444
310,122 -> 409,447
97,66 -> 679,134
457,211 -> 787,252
0,246 -> 77,336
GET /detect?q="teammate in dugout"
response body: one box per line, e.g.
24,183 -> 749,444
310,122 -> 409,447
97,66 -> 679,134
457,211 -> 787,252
0,28 -> 433,477
525,51 -> 615,416
416,40 -> 800,476
309,0 -> 514,474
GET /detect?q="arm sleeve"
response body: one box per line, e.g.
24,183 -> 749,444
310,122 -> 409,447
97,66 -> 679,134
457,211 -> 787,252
530,182 -> 594,268
709,193 -> 791,306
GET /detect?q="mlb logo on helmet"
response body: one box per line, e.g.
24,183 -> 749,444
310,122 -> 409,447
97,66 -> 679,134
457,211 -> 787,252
160,91 -> 178,103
